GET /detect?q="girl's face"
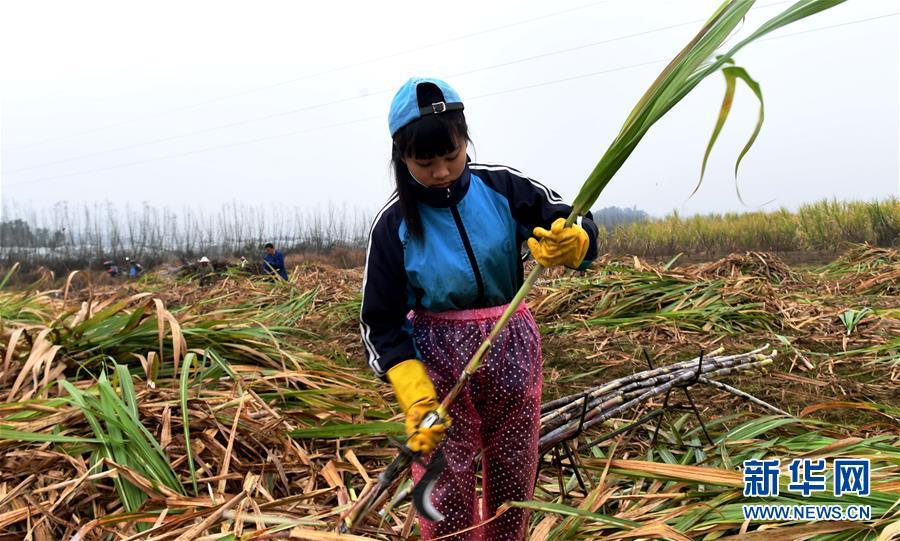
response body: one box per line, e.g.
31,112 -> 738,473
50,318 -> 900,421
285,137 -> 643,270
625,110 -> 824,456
404,137 -> 468,189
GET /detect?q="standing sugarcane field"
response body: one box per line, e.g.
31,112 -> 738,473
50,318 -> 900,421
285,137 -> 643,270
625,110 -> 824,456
1,1 -> 898,540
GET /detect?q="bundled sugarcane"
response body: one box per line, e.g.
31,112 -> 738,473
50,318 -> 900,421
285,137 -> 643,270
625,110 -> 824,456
538,345 -> 784,453
541,345 -> 765,419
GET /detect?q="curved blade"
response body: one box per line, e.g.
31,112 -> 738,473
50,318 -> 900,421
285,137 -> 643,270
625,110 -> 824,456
412,452 -> 447,522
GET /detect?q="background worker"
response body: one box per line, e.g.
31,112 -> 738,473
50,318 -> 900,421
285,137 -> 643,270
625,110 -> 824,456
359,77 -> 598,540
197,256 -> 213,286
262,242 -> 288,280
102,259 -> 119,277
126,257 -> 144,278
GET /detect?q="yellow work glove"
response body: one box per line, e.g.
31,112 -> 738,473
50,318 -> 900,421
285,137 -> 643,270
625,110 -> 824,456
527,217 -> 589,268
386,359 -> 450,454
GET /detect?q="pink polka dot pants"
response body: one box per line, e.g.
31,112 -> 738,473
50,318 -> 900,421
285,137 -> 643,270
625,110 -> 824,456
410,303 -> 542,541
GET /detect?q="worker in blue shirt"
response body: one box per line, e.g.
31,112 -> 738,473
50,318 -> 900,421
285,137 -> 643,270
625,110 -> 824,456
262,242 -> 288,280
125,257 -> 144,278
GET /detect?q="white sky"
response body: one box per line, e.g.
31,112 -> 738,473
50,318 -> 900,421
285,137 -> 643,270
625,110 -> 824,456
1,0 -> 898,219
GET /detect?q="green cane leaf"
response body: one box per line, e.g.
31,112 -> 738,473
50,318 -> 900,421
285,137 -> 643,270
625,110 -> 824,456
694,61 -> 739,198
727,65 -> 766,204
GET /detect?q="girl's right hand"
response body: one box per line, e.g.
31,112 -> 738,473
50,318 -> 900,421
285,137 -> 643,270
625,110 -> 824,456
387,359 -> 451,454
404,401 -> 449,454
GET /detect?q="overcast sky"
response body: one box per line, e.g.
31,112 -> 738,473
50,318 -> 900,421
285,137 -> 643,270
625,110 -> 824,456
1,0 -> 897,220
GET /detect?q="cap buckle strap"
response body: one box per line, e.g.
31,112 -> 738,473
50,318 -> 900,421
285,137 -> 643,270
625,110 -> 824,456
431,101 -> 447,114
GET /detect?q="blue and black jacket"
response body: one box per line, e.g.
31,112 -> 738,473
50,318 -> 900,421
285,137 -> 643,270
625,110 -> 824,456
360,162 -> 599,378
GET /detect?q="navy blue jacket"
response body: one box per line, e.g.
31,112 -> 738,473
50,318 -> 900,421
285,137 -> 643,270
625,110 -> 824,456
360,162 -> 599,377
263,250 -> 288,280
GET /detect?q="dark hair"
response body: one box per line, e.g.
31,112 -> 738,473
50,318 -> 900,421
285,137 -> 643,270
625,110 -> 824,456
264,242 -> 274,249
391,83 -> 470,236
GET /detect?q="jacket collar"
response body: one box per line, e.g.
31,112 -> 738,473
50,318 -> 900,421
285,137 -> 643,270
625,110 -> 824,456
404,162 -> 471,208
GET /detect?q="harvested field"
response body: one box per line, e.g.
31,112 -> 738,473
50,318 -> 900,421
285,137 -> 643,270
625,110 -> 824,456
0,244 -> 898,540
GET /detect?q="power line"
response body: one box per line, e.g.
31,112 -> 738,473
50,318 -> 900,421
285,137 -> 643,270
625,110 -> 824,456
5,115 -> 381,187
756,10 -> 897,40
0,18 -> 710,174
4,0 -> 620,152
4,59 -> 674,188
5,12 -> 895,189
3,1 -> 794,175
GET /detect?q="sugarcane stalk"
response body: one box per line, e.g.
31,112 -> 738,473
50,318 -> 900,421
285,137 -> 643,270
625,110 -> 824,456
699,377 -> 790,416
539,351 -> 713,414
434,261 -> 546,421
340,450 -> 413,533
378,478 -> 412,520
541,388 -> 650,437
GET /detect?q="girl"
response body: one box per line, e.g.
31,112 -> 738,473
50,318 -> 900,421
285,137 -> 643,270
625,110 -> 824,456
360,77 -> 599,540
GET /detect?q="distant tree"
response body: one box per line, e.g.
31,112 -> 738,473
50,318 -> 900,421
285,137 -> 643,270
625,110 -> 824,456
0,219 -> 66,248
0,219 -> 31,247
591,206 -> 650,230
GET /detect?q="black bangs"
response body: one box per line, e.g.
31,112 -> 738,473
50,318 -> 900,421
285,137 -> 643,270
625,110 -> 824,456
390,107 -> 471,237
394,110 -> 466,160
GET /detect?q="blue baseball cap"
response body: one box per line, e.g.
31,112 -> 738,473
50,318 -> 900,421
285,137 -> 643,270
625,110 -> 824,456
388,77 -> 464,136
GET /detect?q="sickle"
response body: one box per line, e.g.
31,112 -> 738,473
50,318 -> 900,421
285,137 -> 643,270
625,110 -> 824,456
411,451 -> 447,522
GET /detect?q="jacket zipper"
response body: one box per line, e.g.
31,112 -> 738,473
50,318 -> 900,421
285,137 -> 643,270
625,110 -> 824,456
449,203 -> 485,305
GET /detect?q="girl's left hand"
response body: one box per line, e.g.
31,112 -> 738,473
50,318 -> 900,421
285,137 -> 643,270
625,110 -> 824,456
527,218 -> 589,268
